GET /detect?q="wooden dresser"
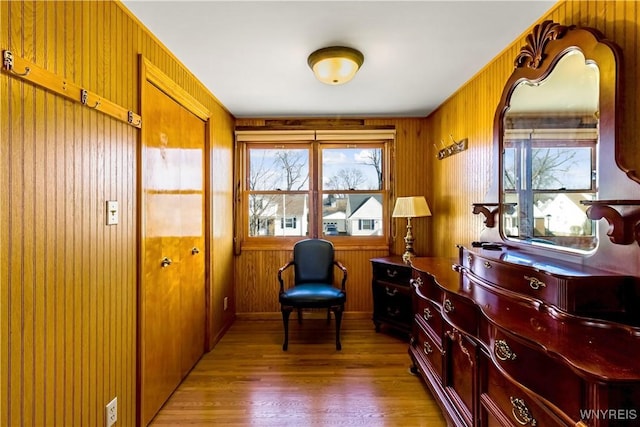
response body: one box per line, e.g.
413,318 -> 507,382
408,246 -> 640,427
371,256 -> 413,336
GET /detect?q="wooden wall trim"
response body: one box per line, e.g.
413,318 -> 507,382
140,56 -> 210,120
2,49 -> 142,127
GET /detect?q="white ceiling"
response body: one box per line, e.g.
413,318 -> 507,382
122,0 -> 556,118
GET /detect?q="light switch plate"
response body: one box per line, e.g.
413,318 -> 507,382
106,200 -> 119,225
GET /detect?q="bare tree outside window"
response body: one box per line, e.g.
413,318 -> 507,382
504,146 -> 585,190
248,148 -> 309,236
359,149 -> 383,189
326,168 -> 367,190
274,150 -> 309,191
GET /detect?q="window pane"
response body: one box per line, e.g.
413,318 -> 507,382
503,147 -> 517,191
503,191 -> 595,250
248,194 -> 308,237
249,148 -> 309,191
322,148 -> 383,190
322,193 -> 383,236
531,146 -> 592,190
504,142 -> 593,191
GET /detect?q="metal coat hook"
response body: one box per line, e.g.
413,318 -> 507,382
128,111 -> 141,127
436,134 -> 468,160
3,50 -> 31,76
81,88 -> 101,109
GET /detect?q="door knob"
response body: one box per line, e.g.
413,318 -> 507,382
161,257 -> 172,268
191,247 -> 200,255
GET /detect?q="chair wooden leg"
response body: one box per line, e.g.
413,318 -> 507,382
282,308 -> 292,351
297,308 -> 303,324
333,306 -> 343,351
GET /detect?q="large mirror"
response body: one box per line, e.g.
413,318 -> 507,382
496,21 -> 620,253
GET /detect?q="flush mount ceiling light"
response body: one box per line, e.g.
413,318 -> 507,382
307,46 -> 364,85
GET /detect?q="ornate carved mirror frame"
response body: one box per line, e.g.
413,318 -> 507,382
476,21 -> 640,273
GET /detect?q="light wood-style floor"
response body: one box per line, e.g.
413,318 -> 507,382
150,317 -> 447,426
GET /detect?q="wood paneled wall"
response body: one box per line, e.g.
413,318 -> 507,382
0,1 -> 234,426
233,118 -> 429,315
426,0 -> 640,258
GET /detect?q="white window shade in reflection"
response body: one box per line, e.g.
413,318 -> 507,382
146,147 -> 203,191
145,193 -> 203,237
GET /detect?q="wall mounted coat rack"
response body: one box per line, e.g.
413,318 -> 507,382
2,49 -> 141,128
436,135 -> 468,160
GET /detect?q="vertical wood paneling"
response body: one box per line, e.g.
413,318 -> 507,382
1,1 -> 235,426
234,248 -> 389,315
426,0 -> 640,258
0,0 -> 8,421
3,0 -> 640,425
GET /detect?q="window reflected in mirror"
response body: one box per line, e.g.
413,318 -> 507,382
501,50 -> 599,252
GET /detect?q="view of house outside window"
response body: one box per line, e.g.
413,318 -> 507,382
244,141 -> 388,241
502,139 -> 596,246
321,147 -> 384,237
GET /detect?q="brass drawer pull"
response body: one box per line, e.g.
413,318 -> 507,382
161,257 -> 172,268
423,341 -> 433,355
443,299 -> 455,313
413,276 -> 423,287
466,254 -> 473,263
385,286 -> 398,297
386,307 -> 400,317
495,339 -> 517,361
524,276 -> 546,290
386,268 -> 398,278
510,397 -> 537,426
483,261 -> 492,269
423,307 -> 432,321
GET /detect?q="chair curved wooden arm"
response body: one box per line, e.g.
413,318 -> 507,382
277,239 -> 347,351
334,260 -> 347,290
278,260 -> 294,294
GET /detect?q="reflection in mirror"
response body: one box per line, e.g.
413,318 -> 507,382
501,50 -> 599,252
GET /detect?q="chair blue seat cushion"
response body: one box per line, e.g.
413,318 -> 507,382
279,284 -> 346,307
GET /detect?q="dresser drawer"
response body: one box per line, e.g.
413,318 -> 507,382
412,321 -> 443,383
412,270 -> 443,303
482,360 -> 567,427
415,299 -> 443,343
372,281 -> 412,325
489,325 -> 581,420
461,247 -> 633,317
466,250 -> 563,303
372,261 -> 412,285
441,289 -> 478,336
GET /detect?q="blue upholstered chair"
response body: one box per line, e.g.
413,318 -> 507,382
278,239 -> 347,351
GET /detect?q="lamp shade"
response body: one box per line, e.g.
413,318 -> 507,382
308,46 -> 364,85
392,196 -> 431,218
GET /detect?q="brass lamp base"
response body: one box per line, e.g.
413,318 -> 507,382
401,250 -> 416,264
401,217 -> 416,264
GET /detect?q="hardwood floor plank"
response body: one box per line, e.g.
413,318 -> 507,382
150,318 -> 446,426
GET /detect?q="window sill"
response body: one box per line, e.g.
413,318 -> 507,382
239,240 -> 390,252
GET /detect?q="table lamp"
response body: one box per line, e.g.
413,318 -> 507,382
392,196 -> 432,263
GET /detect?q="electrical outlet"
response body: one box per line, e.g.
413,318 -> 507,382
106,397 -> 117,427
223,296 -> 229,311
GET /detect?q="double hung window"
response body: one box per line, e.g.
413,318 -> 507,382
503,128 -> 597,245
236,129 -> 394,248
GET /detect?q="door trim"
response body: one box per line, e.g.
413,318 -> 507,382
137,55 -> 212,426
